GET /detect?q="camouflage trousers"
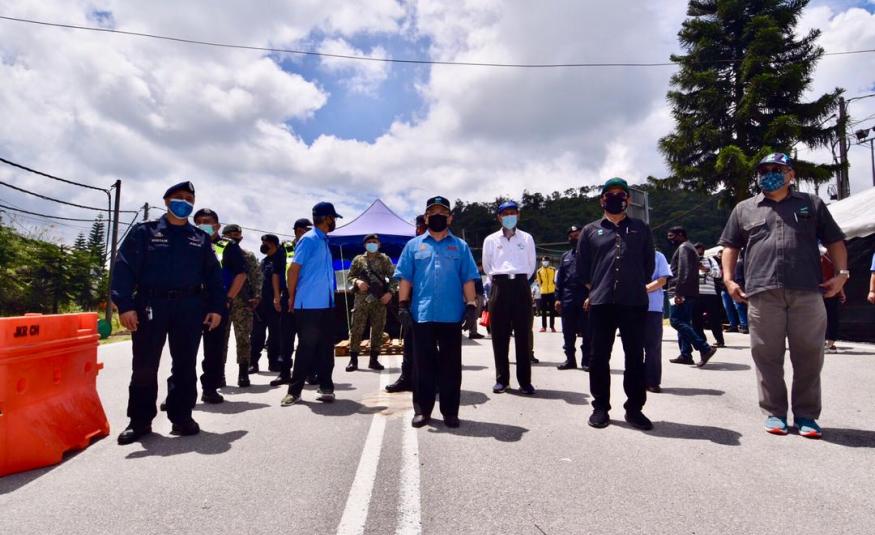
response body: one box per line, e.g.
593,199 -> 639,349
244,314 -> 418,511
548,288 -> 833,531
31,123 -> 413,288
349,296 -> 387,355
223,297 -> 254,366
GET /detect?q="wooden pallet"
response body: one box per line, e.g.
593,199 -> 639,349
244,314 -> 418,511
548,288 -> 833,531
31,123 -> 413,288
335,335 -> 404,356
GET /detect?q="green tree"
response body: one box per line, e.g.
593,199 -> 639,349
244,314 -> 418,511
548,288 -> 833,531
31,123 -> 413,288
659,0 -> 840,205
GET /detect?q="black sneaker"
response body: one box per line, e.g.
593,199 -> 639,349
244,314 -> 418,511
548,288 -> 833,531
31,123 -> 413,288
316,389 -> 335,402
493,383 -> 508,394
385,378 -> 413,393
588,409 -> 610,428
411,414 -> 430,428
739,327 -> 749,334
697,346 -> 718,368
624,411 -> 653,431
468,332 -> 485,339
201,390 -> 224,404
557,360 -> 577,370
117,424 -> 152,445
519,384 -> 536,396
170,419 -> 201,436
530,355 -> 540,363
669,355 -> 696,365
269,375 -> 292,386
646,385 -> 662,394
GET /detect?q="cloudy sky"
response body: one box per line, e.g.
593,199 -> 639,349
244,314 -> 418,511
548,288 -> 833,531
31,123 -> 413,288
1,0 -> 874,246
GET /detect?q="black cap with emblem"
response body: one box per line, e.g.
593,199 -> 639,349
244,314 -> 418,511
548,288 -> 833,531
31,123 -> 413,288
426,196 -> 451,210
164,181 -> 195,198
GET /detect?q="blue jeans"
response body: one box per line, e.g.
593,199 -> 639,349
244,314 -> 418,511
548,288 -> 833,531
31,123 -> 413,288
721,290 -> 748,328
669,298 -> 710,356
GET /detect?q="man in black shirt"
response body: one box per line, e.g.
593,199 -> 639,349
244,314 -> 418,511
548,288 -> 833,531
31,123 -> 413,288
555,225 -> 591,370
250,234 -> 287,375
577,178 -> 655,430
666,227 -> 717,366
193,208 -> 247,404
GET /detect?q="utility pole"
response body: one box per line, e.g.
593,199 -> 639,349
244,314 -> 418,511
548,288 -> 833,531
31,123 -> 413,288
870,138 -> 875,188
836,97 -> 850,199
104,180 -> 121,326
143,202 -> 150,221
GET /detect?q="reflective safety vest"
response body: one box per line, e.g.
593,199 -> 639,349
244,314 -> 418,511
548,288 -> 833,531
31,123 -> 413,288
213,238 -> 231,266
282,241 -> 295,276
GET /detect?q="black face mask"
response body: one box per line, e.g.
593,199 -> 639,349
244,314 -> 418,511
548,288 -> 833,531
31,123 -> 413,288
260,244 -> 271,255
602,193 -> 627,215
427,214 -> 448,232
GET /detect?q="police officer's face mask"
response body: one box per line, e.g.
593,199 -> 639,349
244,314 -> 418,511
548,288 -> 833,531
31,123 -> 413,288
197,223 -> 216,236
758,170 -> 787,193
427,214 -> 448,232
260,243 -> 273,255
365,242 -> 379,253
168,199 -> 194,219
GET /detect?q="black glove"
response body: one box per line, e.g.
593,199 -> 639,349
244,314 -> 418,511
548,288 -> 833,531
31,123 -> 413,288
462,303 -> 477,332
398,301 -> 414,330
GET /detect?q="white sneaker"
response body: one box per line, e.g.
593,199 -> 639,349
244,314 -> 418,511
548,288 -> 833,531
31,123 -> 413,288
316,389 -> 335,402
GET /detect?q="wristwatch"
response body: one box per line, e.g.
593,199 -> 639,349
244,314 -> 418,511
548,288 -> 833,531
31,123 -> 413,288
838,269 -> 850,279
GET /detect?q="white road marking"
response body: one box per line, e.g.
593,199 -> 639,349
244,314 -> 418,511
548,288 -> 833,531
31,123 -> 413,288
335,360 -> 392,535
396,408 -> 422,535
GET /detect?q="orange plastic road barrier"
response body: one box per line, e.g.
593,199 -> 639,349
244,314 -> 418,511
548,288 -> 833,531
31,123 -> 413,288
0,313 -> 109,477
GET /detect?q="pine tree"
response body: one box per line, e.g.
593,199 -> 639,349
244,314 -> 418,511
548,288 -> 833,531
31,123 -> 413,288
659,0 -> 840,205
87,215 -> 107,265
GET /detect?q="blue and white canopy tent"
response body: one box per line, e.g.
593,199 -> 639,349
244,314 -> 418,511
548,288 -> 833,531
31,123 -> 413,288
327,199 -> 416,339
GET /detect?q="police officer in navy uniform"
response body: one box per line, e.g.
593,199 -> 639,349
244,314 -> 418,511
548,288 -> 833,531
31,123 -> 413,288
555,225 -> 592,371
112,181 -> 224,445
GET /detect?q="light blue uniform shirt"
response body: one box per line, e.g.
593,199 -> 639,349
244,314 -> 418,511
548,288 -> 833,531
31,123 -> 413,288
648,251 -> 673,313
394,232 -> 480,323
292,227 -> 336,309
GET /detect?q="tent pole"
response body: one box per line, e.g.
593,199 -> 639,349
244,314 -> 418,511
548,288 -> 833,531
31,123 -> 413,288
340,244 -> 351,340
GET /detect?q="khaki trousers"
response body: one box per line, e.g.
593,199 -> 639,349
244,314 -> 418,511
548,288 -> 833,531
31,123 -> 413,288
748,288 -> 826,419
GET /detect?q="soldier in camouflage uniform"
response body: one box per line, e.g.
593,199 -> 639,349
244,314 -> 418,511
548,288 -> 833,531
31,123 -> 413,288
347,234 -> 396,371
220,225 -> 262,387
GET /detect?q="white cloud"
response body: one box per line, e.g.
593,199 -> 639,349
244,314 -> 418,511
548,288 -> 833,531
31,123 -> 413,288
318,38 -> 391,95
0,0 -> 873,249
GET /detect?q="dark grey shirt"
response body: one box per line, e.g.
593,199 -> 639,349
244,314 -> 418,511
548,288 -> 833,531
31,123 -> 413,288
667,241 -> 700,299
718,191 -> 845,297
577,216 -> 655,307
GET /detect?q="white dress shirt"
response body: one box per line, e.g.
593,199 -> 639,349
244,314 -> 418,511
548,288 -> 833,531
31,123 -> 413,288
482,228 -> 537,280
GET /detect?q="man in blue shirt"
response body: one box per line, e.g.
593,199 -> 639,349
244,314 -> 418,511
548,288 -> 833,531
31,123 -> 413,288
281,202 -> 342,406
644,251 -> 672,393
111,181 -> 224,444
395,196 -> 480,428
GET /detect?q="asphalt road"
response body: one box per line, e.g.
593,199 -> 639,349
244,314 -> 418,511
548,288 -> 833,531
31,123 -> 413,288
3,325 -> 875,534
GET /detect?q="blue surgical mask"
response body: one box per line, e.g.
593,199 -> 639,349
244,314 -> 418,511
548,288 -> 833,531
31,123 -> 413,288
197,223 -> 215,235
758,171 -> 786,193
168,199 -> 194,219
365,243 -> 379,253
501,215 -> 518,230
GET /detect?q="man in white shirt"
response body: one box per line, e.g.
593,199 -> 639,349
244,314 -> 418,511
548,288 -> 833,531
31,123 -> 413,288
482,200 -> 538,395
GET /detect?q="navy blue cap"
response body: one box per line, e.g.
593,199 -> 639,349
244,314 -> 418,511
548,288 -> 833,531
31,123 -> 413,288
312,202 -> 343,218
261,234 -> 280,245
567,225 -> 581,235
293,218 -> 313,230
363,233 -> 380,243
757,153 -> 793,169
497,200 -> 519,214
426,196 -> 451,210
163,181 -> 195,198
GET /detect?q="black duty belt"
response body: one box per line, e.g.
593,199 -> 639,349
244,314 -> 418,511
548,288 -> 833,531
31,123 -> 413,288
492,274 -> 528,281
138,286 -> 202,299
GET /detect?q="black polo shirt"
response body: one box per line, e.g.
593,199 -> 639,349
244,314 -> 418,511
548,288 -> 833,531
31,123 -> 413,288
719,191 -> 845,297
577,216 -> 655,307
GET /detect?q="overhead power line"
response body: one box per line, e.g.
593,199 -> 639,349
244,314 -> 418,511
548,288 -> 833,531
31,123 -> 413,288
0,178 -> 138,213
2,14 -> 875,68
0,156 -> 109,192
0,201 -> 104,222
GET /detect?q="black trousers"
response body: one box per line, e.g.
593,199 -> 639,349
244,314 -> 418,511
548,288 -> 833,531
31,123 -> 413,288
489,277 -> 533,387
128,296 -> 203,426
278,310 -> 297,377
824,296 -> 841,341
540,293 -> 556,329
589,304 -> 647,413
200,309 -> 228,391
400,324 -> 414,381
250,301 -> 281,368
561,303 -> 591,366
412,322 -> 462,418
693,294 -> 725,345
287,309 -> 336,396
